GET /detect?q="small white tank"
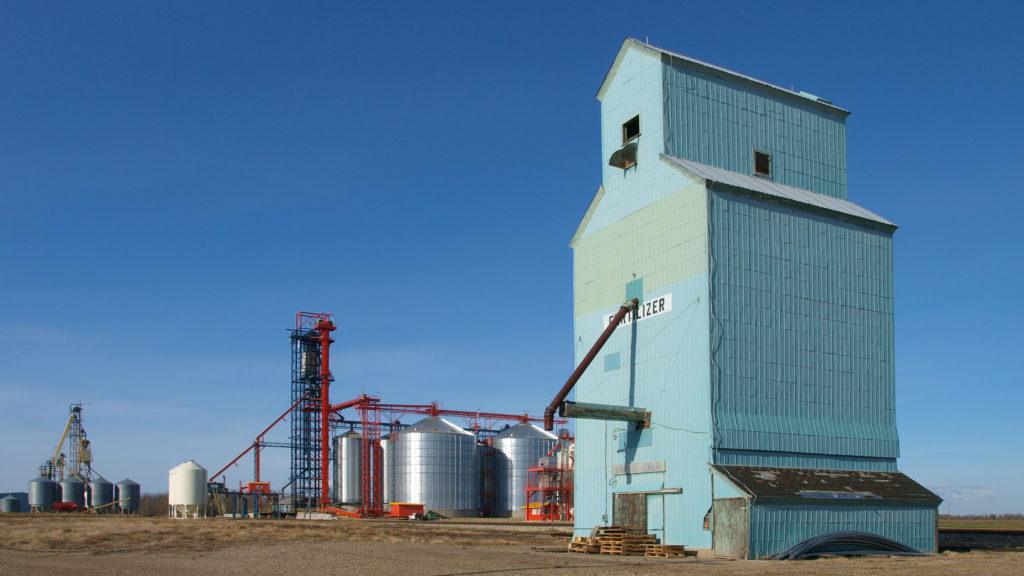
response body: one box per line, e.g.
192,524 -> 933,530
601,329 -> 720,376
168,460 -> 207,518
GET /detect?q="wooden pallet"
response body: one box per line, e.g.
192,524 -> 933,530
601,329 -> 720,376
644,544 -> 689,558
600,543 -> 650,556
568,536 -> 600,554
568,526 -> 659,556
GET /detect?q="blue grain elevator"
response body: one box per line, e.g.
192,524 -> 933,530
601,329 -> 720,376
563,39 -> 940,558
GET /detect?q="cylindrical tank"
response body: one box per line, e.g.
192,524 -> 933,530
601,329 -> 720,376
391,416 -> 480,517
60,477 -> 86,510
115,479 -> 140,514
1,495 -> 21,513
479,442 -> 495,515
28,476 -> 56,512
168,460 -> 207,518
89,477 -> 114,511
332,431 -> 361,504
380,436 -> 390,506
492,422 -> 557,518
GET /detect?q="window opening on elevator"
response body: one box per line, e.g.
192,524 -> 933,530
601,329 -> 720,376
754,150 -> 772,178
622,115 -> 640,144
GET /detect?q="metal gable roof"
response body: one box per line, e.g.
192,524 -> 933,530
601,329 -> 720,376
598,38 -> 850,118
662,154 -> 896,229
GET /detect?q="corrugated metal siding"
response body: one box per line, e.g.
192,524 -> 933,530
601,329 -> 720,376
715,449 -> 897,472
662,59 -> 847,199
748,502 -> 937,558
709,188 -> 899,459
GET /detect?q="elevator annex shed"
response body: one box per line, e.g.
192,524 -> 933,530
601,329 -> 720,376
568,39 -> 940,558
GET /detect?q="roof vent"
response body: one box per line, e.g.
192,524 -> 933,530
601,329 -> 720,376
609,141 -> 638,170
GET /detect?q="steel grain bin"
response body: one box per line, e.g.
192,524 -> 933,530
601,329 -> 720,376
115,479 -> 140,514
0,495 -> 21,513
391,416 -> 479,517
492,423 -> 557,518
332,431 -> 362,504
89,477 -> 114,512
60,477 -> 86,510
28,477 -> 56,512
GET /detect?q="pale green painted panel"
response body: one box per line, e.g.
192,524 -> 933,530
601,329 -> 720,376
573,178 -> 708,319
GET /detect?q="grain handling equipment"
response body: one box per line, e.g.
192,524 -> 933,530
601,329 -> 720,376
543,298 -> 649,431
39,404 -> 93,482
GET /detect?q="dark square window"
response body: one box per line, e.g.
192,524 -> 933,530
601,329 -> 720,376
622,115 -> 640,144
754,150 -> 772,177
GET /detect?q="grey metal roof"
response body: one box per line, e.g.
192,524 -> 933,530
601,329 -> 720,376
493,422 -> 557,441
599,39 -> 849,117
712,465 -> 941,503
399,415 -> 473,436
662,154 -> 896,228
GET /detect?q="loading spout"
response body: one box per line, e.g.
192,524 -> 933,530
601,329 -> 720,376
544,298 -> 639,430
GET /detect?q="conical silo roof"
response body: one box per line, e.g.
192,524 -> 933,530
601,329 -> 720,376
493,422 -> 557,441
400,415 -> 473,435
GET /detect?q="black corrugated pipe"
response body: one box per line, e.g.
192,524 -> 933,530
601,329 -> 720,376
544,298 -> 639,430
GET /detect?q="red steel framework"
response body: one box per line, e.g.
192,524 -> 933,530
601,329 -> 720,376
524,439 -> 573,521
212,312 -> 568,517
330,394 -> 566,517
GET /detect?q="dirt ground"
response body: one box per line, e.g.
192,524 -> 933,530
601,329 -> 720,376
0,515 -> 1020,576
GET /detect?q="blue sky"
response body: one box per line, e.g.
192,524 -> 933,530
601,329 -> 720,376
1,1 -> 1020,514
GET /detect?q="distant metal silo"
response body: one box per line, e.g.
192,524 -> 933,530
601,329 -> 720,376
380,436 -> 390,506
332,430 -> 362,504
1,495 -> 21,513
115,479 -> 140,514
89,477 -> 114,512
28,477 -> 56,512
492,422 -> 557,518
60,477 -> 86,511
391,416 -> 480,517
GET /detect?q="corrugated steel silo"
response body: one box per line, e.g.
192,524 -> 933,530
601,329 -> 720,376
391,416 -> 480,517
492,423 -> 557,518
60,477 -> 86,510
380,436 -> 390,506
115,479 -> 140,514
28,477 -> 56,512
89,477 -> 114,511
332,431 -> 361,504
1,495 -> 21,513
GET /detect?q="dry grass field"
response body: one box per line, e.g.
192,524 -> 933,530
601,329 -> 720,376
0,514 -> 1020,575
940,518 -> 1024,531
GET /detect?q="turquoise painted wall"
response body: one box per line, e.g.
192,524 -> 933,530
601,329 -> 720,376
709,188 -> 898,462
573,43 -> 715,545
572,275 -> 712,547
748,502 -> 937,558
661,53 -> 848,199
